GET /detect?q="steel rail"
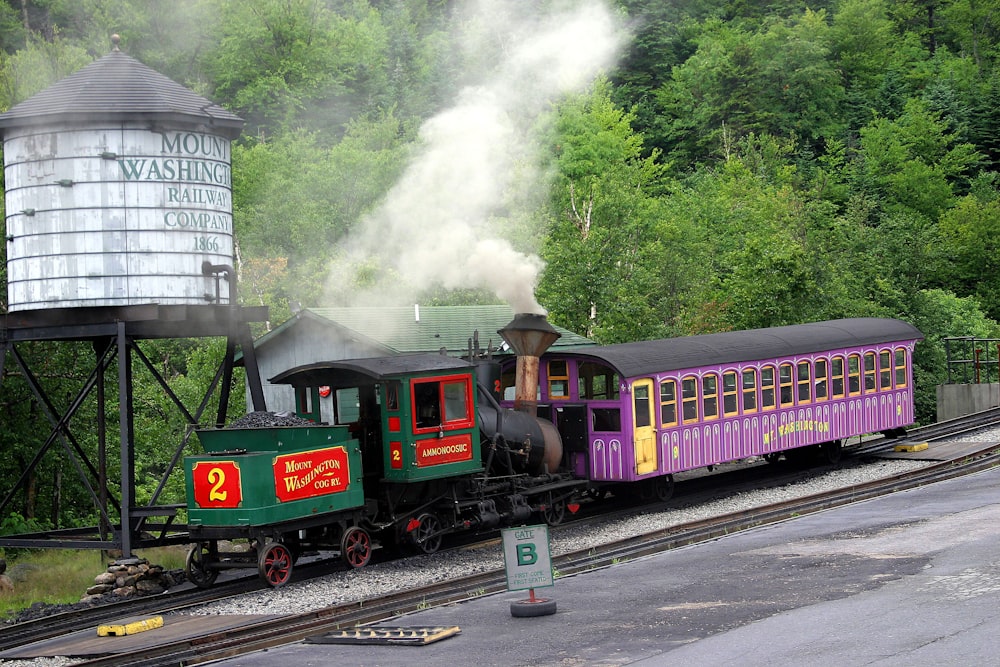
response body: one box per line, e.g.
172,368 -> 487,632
68,441 -> 1000,667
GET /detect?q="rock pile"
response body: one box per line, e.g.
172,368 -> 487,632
80,557 -> 181,603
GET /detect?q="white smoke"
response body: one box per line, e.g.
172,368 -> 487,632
325,0 -> 625,314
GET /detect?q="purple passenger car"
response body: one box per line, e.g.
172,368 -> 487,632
500,318 -> 923,499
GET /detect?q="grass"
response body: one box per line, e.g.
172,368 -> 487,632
0,545 -> 189,620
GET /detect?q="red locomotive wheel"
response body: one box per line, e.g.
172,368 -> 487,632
341,526 -> 372,568
258,542 -> 294,587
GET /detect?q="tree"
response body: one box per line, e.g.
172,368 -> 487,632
656,10 -> 845,164
538,80 -> 672,342
665,134 -> 846,332
203,0 -> 389,137
830,0 -> 902,90
905,287 -> 1000,422
940,0 -> 1000,73
0,36 -> 90,108
231,111 -> 413,305
934,194 -> 1000,319
853,98 -> 981,221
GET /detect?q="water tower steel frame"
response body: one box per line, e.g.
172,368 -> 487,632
0,301 -> 268,557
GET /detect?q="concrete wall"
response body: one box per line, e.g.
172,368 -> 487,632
937,383 -> 1000,422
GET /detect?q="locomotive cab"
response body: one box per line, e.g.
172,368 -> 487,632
271,354 -> 485,485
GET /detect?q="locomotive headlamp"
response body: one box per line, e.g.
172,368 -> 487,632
498,313 -> 561,414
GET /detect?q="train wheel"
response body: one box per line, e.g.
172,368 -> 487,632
341,526 -> 372,569
786,445 -> 818,468
820,440 -> 843,464
258,542 -> 294,588
541,494 -> 566,526
653,475 -> 674,502
410,513 -> 443,555
763,453 -> 782,464
184,543 -> 218,589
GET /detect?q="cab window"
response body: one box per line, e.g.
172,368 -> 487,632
863,352 -> 877,392
848,354 -> 862,396
879,350 -> 892,390
579,362 -> 620,400
831,356 -> 846,398
413,375 -> 474,431
894,348 -> 908,387
548,360 -> 570,400
814,359 -> 828,401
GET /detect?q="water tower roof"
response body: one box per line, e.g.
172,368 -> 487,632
0,49 -> 244,138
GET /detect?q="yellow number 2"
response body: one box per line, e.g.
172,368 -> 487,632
208,467 -> 228,502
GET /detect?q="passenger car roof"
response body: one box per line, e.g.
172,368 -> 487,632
559,318 -> 923,379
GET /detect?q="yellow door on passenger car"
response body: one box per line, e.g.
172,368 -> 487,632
632,378 -> 657,475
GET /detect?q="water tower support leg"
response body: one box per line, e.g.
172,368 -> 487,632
117,322 -> 136,558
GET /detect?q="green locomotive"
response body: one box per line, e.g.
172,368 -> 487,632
184,353 -> 578,588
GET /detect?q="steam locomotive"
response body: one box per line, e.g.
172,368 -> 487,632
183,315 -> 922,587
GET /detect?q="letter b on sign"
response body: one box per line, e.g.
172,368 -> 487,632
516,544 -> 538,566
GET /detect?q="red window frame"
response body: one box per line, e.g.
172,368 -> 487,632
410,374 -> 475,434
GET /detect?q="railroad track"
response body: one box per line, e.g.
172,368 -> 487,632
0,552 -> 363,654
4,410 -> 999,665
69,440 -> 1000,666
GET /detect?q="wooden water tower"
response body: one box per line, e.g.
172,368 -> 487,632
0,38 -> 267,556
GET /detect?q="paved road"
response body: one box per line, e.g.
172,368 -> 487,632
215,466 -> 1000,666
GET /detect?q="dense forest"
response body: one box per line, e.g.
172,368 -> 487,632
1,0 -> 999,532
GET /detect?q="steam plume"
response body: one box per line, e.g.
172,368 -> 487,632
325,0 -> 624,314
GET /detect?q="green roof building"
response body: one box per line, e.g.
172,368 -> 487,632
249,305 -> 593,413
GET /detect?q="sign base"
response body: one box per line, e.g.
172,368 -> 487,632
510,597 -> 557,617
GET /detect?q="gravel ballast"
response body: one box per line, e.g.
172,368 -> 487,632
189,457 -> 929,616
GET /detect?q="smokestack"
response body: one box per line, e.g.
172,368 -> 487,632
498,313 -> 561,414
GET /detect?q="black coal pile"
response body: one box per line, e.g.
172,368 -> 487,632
227,411 -> 315,428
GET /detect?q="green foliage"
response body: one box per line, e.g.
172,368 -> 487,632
655,10 -> 845,163
0,512 -> 48,537
203,0 -> 389,136
853,98 -> 982,220
934,194 -> 1000,319
538,80 -> 671,343
5,0 -> 1000,533
829,0 -> 904,90
0,36 -> 91,107
905,288 -> 1000,422
232,111 -> 413,304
